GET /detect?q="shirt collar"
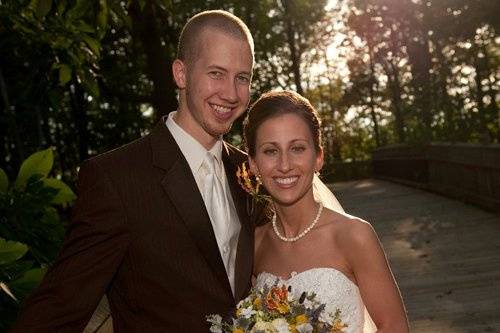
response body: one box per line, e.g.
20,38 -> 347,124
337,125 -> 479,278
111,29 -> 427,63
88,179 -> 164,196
165,111 -> 223,173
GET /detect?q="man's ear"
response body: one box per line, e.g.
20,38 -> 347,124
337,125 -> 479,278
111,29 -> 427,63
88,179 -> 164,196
172,59 -> 187,89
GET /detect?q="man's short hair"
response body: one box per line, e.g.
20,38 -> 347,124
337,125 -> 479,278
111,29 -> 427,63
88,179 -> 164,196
177,10 -> 254,65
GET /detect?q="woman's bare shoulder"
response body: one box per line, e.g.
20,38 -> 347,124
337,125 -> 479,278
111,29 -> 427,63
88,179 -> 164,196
324,209 -> 378,247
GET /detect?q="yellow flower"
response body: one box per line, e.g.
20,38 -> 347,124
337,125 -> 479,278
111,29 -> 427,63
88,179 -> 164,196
250,321 -> 276,332
233,328 -> 245,333
331,318 -> 348,332
295,314 -> 308,325
253,297 -> 261,309
276,302 -> 290,314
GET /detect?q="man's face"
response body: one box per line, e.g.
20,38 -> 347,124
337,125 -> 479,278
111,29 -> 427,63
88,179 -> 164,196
174,29 -> 253,148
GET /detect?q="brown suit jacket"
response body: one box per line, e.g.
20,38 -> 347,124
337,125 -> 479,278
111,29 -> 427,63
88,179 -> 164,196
11,120 -> 259,332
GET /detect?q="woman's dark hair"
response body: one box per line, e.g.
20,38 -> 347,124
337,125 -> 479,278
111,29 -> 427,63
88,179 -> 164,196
243,90 -> 322,157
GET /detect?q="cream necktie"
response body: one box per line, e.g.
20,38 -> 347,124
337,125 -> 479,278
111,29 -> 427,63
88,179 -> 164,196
202,152 -> 231,271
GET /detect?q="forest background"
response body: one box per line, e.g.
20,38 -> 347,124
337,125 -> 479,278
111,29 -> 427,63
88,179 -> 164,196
1,0 -> 499,182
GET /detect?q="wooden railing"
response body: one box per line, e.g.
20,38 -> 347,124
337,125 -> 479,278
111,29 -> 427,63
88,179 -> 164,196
322,160 -> 372,183
372,143 -> 500,212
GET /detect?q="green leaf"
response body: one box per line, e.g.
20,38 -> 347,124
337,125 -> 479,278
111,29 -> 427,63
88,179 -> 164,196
0,168 -> 8,193
0,238 -> 28,265
59,64 -> 72,86
82,35 -> 100,57
43,178 -> 76,204
82,73 -> 100,97
57,0 -> 67,15
9,268 -> 46,300
0,260 -> 35,281
36,0 -> 52,18
97,0 -> 108,35
66,0 -> 91,21
139,0 -> 146,11
77,22 -> 95,33
15,148 -> 54,189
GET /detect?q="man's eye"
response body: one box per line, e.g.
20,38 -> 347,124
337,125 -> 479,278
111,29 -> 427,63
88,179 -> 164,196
209,71 -> 223,79
236,75 -> 250,84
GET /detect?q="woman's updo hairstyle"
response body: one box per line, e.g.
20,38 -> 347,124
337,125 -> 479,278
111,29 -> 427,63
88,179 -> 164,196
243,90 -> 322,157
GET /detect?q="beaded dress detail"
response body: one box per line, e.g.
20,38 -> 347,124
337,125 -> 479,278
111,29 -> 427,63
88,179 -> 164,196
255,268 -> 368,333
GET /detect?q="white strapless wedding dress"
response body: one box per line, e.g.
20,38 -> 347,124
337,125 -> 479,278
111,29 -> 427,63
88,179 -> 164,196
255,268 -> 376,333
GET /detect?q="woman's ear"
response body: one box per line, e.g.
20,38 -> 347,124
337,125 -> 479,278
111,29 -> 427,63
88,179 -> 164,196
248,157 -> 259,176
315,147 -> 324,172
172,59 -> 187,89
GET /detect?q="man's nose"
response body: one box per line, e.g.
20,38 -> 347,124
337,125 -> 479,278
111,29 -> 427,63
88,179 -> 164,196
220,78 -> 238,103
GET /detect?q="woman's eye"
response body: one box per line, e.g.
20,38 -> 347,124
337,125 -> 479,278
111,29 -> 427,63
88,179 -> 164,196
263,148 -> 277,155
291,146 -> 306,153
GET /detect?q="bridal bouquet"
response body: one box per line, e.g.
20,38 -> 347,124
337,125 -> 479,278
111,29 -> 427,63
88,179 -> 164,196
207,283 -> 347,333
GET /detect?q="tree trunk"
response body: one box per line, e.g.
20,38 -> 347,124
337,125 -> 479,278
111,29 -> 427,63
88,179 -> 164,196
367,42 -> 380,147
384,59 -> 405,143
282,0 -> 303,95
128,0 -> 178,121
473,47 -> 491,143
482,45 -> 499,143
0,67 -> 24,165
69,80 -> 90,161
407,3 -> 434,142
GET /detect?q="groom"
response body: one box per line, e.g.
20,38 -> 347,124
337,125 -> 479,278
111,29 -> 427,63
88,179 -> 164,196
11,10 -> 260,332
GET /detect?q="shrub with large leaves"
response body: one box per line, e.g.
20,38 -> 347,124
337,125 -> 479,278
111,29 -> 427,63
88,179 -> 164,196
0,148 -> 75,331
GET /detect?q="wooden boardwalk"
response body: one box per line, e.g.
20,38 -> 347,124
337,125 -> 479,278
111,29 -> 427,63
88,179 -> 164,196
332,179 -> 500,333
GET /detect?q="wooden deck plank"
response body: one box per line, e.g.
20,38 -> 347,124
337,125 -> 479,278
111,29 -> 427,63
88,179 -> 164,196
331,179 -> 500,333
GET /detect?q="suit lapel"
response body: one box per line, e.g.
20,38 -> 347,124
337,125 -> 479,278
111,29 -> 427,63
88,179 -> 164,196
222,144 -> 254,301
150,119 -> 232,297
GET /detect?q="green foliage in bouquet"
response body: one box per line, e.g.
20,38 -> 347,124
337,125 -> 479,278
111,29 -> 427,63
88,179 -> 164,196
0,148 -> 76,331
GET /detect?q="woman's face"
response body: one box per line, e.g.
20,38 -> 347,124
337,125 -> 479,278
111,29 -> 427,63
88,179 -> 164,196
249,113 -> 323,206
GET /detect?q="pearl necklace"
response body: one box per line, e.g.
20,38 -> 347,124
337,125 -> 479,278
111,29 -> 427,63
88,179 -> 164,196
272,202 -> 324,242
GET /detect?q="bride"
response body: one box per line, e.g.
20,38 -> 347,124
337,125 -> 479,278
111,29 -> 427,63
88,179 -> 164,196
243,90 -> 409,333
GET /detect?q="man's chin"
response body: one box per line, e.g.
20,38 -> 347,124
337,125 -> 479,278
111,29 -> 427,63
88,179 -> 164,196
206,123 -> 232,137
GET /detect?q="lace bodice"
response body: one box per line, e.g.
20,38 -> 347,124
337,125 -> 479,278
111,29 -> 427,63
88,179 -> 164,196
255,268 -> 366,333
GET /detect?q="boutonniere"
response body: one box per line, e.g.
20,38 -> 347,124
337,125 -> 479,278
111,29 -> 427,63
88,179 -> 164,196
236,161 -> 270,205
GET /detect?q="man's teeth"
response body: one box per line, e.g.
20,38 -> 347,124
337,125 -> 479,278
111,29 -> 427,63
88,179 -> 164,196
275,177 -> 298,185
212,105 -> 231,114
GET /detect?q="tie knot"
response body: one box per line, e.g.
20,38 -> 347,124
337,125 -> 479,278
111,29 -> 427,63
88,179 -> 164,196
203,152 -> 221,177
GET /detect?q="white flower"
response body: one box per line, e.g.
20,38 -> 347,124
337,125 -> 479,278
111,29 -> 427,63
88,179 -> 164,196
207,314 -> 223,333
237,295 -> 252,308
301,298 -> 315,310
240,305 -> 256,318
272,318 -> 290,333
209,326 -> 222,333
296,323 -> 313,333
319,311 -> 333,325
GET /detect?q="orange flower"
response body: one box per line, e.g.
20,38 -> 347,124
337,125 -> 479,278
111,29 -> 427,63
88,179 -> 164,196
265,285 -> 290,314
236,162 -> 260,195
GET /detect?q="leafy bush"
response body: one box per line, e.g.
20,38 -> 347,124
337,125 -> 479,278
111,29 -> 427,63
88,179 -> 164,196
0,148 -> 75,331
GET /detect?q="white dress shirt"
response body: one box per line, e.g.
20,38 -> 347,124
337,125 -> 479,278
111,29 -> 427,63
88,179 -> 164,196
166,112 -> 241,295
